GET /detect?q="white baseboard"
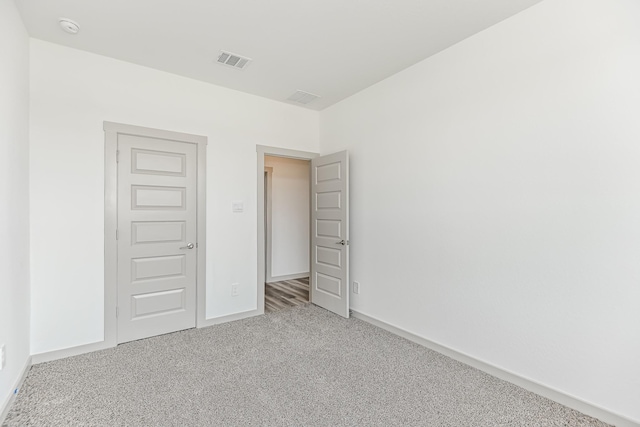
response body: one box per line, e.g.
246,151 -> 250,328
267,272 -> 309,283
197,308 -> 261,328
32,340 -> 113,365
351,310 -> 639,427
0,355 -> 32,425
33,309 -> 262,365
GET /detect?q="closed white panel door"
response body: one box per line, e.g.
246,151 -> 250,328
311,151 -> 349,318
117,134 -> 197,343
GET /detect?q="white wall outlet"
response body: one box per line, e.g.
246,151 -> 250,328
0,344 -> 5,370
353,281 -> 360,294
231,283 -> 239,297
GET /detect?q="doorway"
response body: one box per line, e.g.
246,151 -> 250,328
264,156 -> 311,312
257,145 -> 350,318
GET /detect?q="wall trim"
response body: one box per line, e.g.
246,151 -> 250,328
267,272 -> 310,283
0,356 -> 32,425
32,308 -> 260,364
351,310 -> 639,427
31,340 -> 112,365
197,309 -> 261,328
264,167 -> 273,284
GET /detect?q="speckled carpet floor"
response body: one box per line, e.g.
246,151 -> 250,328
4,305 -> 609,426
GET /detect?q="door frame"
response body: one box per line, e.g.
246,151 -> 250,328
257,145 -> 318,314
264,167 -> 273,283
104,121 -> 207,346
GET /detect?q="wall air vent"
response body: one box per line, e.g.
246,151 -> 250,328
216,51 -> 251,70
286,90 -> 321,105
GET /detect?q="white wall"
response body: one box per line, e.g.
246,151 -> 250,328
264,156 -> 310,279
29,39 -> 319,354
0,0 -> 30,414
320,0 -> 640,422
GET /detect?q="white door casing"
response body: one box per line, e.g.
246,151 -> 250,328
109,124 -> 203,344
310,150 -> 349,318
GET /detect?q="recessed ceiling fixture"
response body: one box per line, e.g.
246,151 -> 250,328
216,51 -> 251,70
59,18 -> 80,34
286,90 -> 321,105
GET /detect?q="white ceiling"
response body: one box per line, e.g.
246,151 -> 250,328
16,0 -> 543,110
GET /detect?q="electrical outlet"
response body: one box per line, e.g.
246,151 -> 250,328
231,283 -> 239,297
1,344 -> 5,371
353,281 -> 360,294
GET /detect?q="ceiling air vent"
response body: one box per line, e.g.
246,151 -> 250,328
287,90 -> 320,105
216,51 -> 251,70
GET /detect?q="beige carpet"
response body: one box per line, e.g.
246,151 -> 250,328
4,305 -> 609,426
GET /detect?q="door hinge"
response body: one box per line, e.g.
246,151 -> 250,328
116,307 -> 119,318
116,150 -> 120,163
115,229 -> 119,240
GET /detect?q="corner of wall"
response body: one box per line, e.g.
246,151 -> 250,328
0,0 -> 32,420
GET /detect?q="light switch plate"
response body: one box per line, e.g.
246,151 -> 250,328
232,201 -> 244,213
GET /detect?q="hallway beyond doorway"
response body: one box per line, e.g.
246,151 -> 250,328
265,278 -> 309,313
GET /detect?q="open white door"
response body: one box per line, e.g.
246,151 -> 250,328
310,150 -> 349,318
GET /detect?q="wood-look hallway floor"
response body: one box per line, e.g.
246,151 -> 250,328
265,277 -> 309,313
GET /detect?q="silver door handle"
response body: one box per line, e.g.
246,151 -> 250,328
180,243 -> 195,250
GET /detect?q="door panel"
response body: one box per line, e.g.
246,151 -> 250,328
132,185 -> 186,209
117,134 -> 197,344
316,191 -> 341,209
316,273 -> 341,297
316,219 -> 341,238
131,255 -> 186,282
316,246 -> 341,268
131,289 -> 186,319
316,161 -> 342,182
132,221 -> 186,245
132,149 -> 186,176
310,150 -> 349,318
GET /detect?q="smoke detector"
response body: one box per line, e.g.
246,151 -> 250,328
216,51 -> 251,70
59,18 -> 80,34
286,90 -> 320,105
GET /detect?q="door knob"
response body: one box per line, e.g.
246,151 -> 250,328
180,243 -> 195,250
336,240 -> 348,246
